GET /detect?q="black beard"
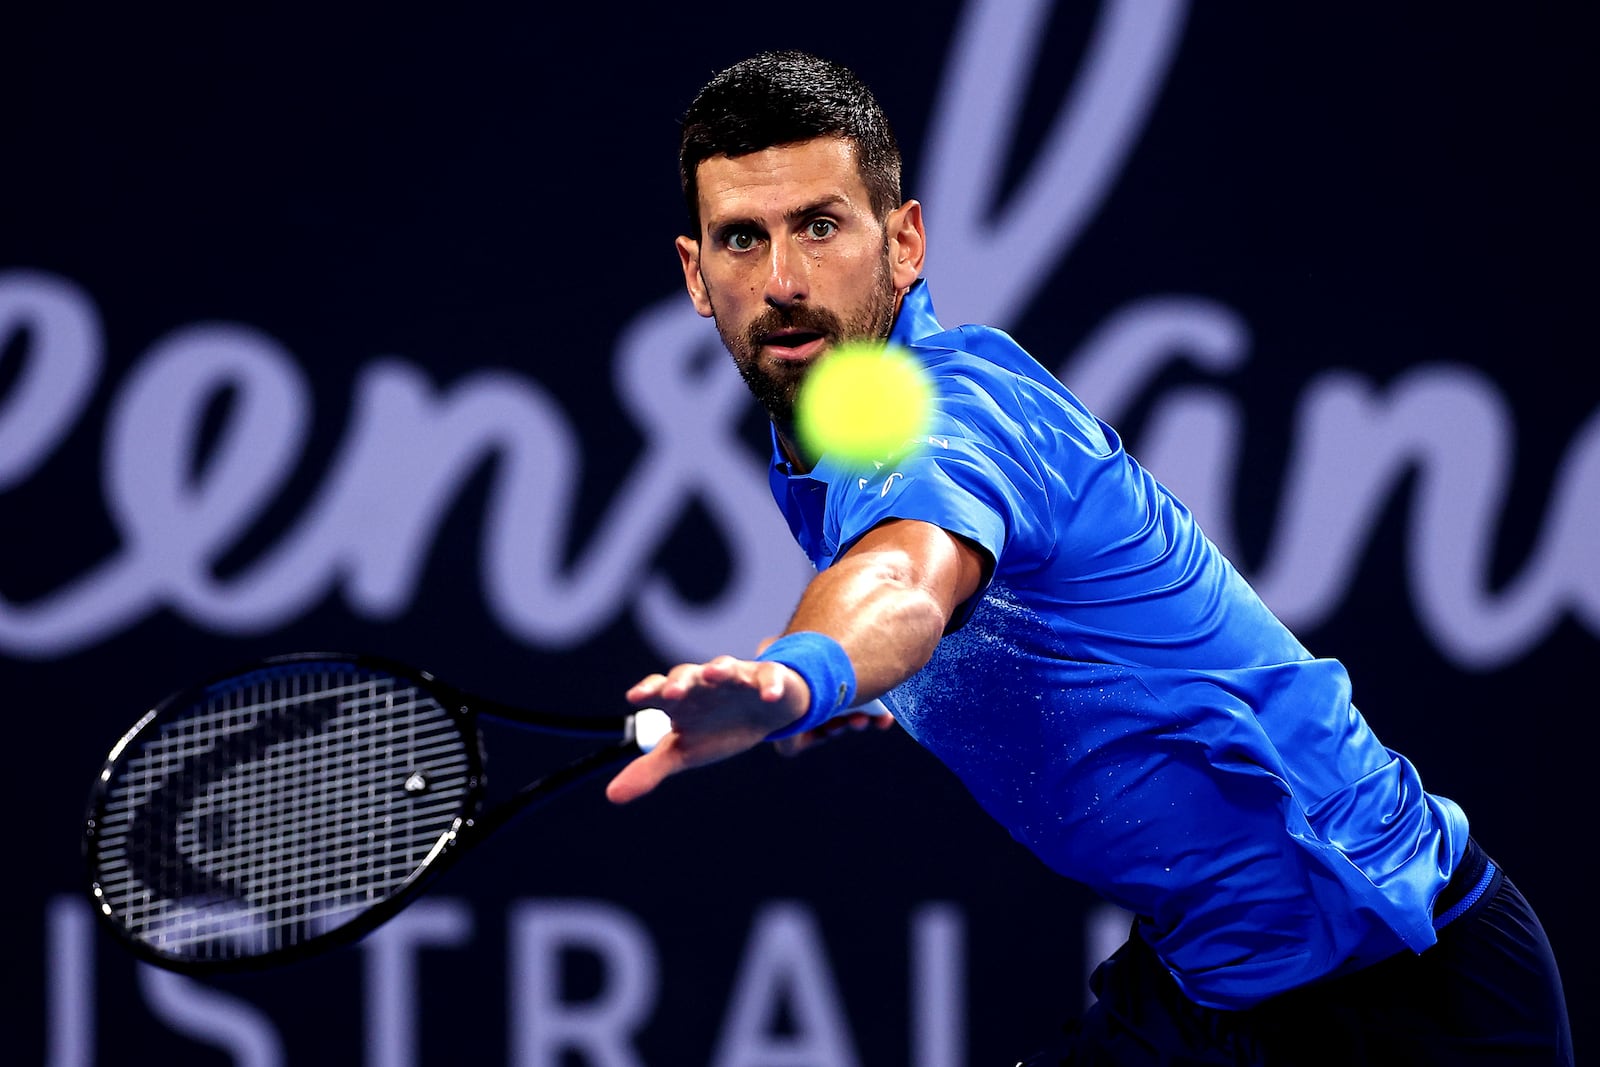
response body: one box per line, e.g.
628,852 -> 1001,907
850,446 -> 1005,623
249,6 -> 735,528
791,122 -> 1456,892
733,353 -> 809,428
718,261 -> 899,429
732,303 -> 846,426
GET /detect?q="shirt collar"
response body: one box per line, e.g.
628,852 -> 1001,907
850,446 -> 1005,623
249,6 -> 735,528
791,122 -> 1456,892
890,278 -> 942,347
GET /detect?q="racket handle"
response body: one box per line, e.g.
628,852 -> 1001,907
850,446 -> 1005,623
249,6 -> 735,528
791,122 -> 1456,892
627,701 -> 883,754
631,708 -> 672,752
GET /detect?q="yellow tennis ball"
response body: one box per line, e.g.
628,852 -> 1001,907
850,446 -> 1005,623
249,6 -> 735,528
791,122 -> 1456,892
795,341 -> 933,465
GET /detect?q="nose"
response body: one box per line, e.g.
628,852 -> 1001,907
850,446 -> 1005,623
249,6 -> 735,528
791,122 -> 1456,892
763,239 -> 808,308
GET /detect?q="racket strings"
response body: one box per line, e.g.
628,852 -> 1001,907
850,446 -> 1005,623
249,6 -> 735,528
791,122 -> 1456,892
90,666 -> 474,960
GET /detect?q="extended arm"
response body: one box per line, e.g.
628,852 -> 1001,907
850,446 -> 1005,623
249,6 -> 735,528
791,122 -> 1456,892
604,518 -> 986,803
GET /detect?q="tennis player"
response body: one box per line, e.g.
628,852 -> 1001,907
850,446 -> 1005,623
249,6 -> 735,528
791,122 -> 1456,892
605,51 -> 1572,1064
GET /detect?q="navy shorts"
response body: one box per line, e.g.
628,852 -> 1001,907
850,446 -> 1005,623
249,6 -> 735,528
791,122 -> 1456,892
1021,840 -> 1573,1065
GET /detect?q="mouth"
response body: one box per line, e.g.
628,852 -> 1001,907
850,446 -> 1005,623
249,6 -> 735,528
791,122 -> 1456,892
759,329 -> 828,362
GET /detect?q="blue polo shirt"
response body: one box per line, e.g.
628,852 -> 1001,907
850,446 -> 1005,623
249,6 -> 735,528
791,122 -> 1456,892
768,280 -> 1469,1009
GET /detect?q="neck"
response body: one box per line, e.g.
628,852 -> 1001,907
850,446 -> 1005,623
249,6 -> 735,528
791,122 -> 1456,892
775,425 -> 812,474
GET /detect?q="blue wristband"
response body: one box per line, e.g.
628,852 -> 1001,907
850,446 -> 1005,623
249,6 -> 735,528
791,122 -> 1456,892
757,631 -> 858,740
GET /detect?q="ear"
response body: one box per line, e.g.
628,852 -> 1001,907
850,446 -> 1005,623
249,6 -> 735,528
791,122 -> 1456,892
886,199 -> 926,292
676,235 -> 714,318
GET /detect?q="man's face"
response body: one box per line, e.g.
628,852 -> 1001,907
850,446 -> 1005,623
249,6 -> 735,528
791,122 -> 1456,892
677,136 -> 924,429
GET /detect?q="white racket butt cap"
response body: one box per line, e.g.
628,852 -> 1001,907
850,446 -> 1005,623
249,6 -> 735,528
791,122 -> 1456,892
632,708 -> 672,752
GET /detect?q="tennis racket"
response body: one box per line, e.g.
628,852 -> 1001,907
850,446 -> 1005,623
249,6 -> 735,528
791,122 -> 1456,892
82,652 -> 671,974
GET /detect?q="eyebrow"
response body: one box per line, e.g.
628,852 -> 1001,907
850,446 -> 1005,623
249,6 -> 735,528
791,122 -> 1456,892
709,194 -> 852,235
782,195 -> 849,223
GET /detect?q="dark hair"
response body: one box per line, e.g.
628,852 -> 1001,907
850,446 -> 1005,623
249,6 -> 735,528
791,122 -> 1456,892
679,50 -> 903,237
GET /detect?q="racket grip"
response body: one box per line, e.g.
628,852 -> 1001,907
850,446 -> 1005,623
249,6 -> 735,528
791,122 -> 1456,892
627,701 -> 879,753
631,708 -> 672,752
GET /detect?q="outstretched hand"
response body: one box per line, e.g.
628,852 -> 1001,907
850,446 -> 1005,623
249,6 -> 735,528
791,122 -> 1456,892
605,655 -> 811,804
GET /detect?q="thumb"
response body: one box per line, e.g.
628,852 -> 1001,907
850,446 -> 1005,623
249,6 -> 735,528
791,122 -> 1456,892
605,743 -> 679,805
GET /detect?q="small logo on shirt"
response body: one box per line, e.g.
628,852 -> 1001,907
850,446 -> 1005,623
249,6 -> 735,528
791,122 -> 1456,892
856,461 -> 907,495
857,460 -> 886,490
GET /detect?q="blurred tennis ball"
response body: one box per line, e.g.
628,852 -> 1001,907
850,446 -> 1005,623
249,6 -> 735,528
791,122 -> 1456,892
795,341 -> 933,466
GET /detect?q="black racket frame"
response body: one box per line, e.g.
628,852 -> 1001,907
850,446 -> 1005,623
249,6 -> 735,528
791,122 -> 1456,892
83,651 -> 647,974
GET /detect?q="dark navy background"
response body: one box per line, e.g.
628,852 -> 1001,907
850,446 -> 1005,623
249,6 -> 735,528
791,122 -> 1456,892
5,3 -> 1592,1062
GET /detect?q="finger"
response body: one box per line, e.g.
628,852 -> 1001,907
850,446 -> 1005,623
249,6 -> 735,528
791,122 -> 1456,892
753,660 -> 795,702
658,662 -> 706,700
605,743 -> 679,805
699,655 -> 746,685
625,673 -> 670,705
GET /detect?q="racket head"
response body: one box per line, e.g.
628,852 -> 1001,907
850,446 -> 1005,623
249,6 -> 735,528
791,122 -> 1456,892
83,653 -> 486,973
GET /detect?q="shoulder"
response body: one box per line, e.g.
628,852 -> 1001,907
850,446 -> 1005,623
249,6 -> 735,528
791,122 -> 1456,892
905,329 -> 1113,465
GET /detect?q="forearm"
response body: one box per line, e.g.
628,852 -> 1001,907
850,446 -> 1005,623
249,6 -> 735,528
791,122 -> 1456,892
779,519 -> 984,705
785,553 -> 948,701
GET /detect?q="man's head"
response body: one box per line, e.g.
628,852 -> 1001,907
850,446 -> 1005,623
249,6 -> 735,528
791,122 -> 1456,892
679,50 -> 903,238
675,52 -> 925,441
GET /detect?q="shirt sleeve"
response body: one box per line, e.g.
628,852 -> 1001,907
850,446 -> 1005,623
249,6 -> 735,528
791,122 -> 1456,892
820,428 -> 1056,628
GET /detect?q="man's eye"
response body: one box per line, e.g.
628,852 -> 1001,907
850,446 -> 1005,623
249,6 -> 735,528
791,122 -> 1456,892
806,219 -> 837,239
724,230 -> 757,251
